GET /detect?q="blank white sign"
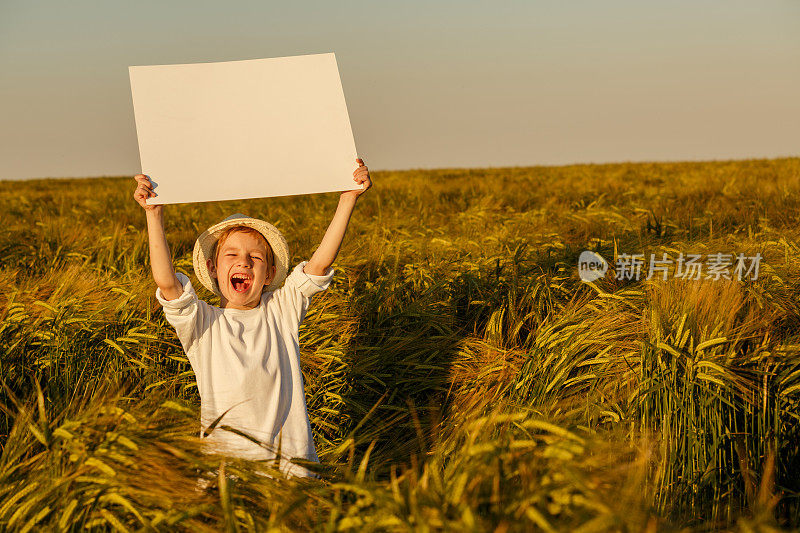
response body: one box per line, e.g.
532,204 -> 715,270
129,52 -> 361,205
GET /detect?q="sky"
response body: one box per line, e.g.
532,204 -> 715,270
0,0 -> 798,180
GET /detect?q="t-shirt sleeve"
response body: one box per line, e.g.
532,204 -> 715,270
270,260 -> 335,325
155,272 -> 205,357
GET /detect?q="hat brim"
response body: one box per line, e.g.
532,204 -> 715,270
192,214 -> 290,297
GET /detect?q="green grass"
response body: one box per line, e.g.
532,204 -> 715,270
0,156 -> 799,531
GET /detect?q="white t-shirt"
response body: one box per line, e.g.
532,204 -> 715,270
155,260 -> 335,479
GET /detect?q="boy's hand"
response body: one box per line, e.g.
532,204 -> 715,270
340,158 -> 372,202
133,174 -> 161,212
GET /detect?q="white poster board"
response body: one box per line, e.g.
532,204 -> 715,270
128,52 -> 361,205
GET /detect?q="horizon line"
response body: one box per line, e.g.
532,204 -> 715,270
2,154 -> 798,183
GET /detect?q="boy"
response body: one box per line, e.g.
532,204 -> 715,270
133,158 -> 372,478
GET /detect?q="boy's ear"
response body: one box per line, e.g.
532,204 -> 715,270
206,258 -> 217,278
265,264 -> 276,284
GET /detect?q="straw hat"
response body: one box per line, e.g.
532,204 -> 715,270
192,214 -> 290,296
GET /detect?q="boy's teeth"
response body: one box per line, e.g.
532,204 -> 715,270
231,275 -> 251,292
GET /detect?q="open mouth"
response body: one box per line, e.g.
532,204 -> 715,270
230,273 -> 253,293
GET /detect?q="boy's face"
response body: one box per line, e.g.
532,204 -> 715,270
206,230 -> 276,310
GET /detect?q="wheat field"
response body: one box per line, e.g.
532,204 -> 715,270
0,157 -> 798,531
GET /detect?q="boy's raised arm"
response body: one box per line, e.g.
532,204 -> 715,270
304,158 -> 372,276
134,174 -> 183,300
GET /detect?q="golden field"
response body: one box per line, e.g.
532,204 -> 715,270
0,157 -> 798,531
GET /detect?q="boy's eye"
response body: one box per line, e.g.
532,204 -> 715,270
252,256 -> 262,261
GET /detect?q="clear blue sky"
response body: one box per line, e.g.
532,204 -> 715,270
1,0 -> 798,179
